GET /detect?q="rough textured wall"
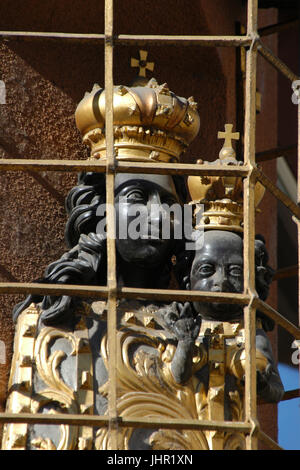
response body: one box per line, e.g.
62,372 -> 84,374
0,0 -> 279,447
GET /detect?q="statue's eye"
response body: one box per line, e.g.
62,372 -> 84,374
125,190 -> 146,202
228,265 -> 243,277
198,264 -> 215,276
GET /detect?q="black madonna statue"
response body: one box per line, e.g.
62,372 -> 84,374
2,78 -> 201,450
157,130 -> 284,450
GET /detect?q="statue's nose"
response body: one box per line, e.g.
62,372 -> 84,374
148,192 -> 163,223
213,268 -> 231,292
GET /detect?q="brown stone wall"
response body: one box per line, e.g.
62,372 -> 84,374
0,0 -> 280,447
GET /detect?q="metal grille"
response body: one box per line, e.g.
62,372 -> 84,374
0,0 -> 299,451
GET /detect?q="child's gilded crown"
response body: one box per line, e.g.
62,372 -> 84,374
187,124 -> 265,232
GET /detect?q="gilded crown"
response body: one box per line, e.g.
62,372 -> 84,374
75,78 -> 200,163
187,124 -> 265,232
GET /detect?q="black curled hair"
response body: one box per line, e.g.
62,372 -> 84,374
13,172 -> 187,326
174,232 -> 275,332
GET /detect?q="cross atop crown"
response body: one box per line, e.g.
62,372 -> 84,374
217,124 -> 240,160
218,124 -> 239,149
131,50 -> 154,78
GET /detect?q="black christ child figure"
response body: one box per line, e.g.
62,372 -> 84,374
160,230 -> 284,404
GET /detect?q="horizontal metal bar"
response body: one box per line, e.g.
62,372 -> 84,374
0,31 -> 105,41
113,161 -> 251,177
116,34 -> 252,47
0,159 -> 251,177
0,31 -> 252,47
281,388 -> 300,402
256,145 -> 297,163
258,430 -> 283,451
2,282 -> 298,337
0,411 -> 252,432
121,287 -> 250,304
273,265 -> 298,280
258,41 -> 299,83
0,282 -> 250,304
254,167 -> 300,220
0,282 -> 108,298
255,298 -> 300,340
0,159 -> 107,173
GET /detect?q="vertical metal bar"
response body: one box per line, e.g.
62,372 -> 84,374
105,0 -> 118,450
297,4 -> 300,372
243,0 -> 258,451
298,93 -> 300,378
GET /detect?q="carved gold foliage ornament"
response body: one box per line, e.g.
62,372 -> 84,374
223,432 -> 246,451
91,307 -> 254,450
2,304 -> 93,450
2,305 -> 38,450
95,312 -> 209,450
34,326 -> 77,400
3,300 -> 257,450
32,326 -> 80,450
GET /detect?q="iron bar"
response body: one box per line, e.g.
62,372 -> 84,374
273,265 -> 298,280
2,280 -> 299,340
258,431 -> 284,451
243,0 -> 259,451
256,145 -> 297,163
297,69 -> 300,381
254,166 -> 300,220
258,41 -> 299,83
255,298 -> 300,340
0,31 -> 252,47
0,31 -> 105,41
104,0 -> 119,451
115,34 -> 252,47
120,287 -> 249,304
0,412 -> 252,433
258,18 -> 299,37
0,159 -> 251,176
0,281 -> 250,304
280,388 -> 300,401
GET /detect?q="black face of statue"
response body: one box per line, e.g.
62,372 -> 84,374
190,230 -> 244,321
114,173 -> 180,268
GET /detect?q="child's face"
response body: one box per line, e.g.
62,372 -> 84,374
190,230 -> 244,321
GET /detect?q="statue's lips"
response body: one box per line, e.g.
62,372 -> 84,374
140,237 -> 166,245
141,235 -> 164,240
209,287 -> 242,294
138,232 -> 167,243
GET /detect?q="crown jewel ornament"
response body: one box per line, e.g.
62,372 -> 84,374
187,124 -> 265,232
75,78 -> 200,163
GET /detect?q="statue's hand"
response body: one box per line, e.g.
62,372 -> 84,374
241,364 -> 272,392
198,158 -> 244,167
161,301 -> 201,342
256,363 -> 273,393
